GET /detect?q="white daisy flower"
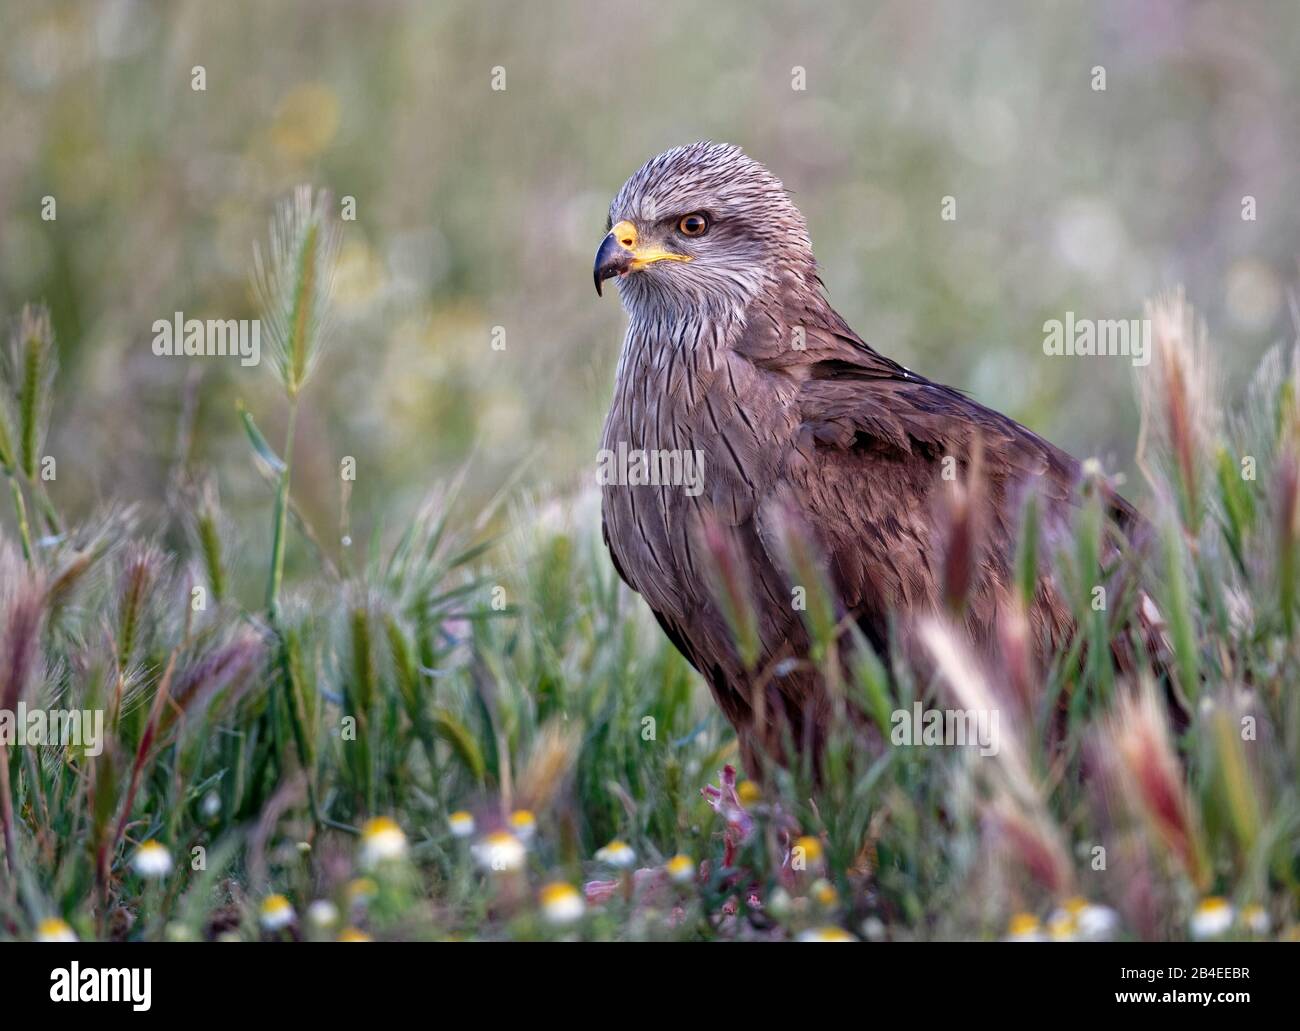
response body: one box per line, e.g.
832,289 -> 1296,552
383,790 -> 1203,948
259,894 -> 295,931
472,830 -> 527,873
132,840 -> 174,879
306,899 -> 340,929
359,816 -> 408,868
860,916 -> 886,941
448,810 -> 475,838
1005,913 -> 1047,942
790,835 -> 824,872
1240,903 -> 1270,935
36,917 -> 77,943
1046,897 -> 1118,941
797,925 -> 857,942
595,839 -> 636,868
1046,909 -> 1077,941
664,854 -> 695,884
767,887 -> 794,919
1076,903 -> 1120,941
539,882 -> 585,926
811,878 -> 838,908
508,809 -> 537,842
1190,897 -> 1234,940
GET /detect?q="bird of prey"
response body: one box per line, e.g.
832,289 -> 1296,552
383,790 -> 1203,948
593,142 -> 1144,771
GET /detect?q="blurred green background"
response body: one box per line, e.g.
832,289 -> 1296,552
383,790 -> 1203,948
2,0 -> 1297,563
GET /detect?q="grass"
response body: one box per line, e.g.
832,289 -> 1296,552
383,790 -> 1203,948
0,194 -> 1298,943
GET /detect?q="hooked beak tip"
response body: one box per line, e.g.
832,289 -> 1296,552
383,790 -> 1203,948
593,231 -> 632,297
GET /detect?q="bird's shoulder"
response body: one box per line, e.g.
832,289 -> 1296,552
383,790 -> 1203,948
734,287 -> 1080,502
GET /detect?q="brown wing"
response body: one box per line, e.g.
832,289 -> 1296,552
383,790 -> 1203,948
736,290 -> 1142,657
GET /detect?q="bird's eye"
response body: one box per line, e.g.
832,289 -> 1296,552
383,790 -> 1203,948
678,213 -> 709,237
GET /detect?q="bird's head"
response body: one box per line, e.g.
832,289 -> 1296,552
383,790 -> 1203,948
594,142 -> 814,318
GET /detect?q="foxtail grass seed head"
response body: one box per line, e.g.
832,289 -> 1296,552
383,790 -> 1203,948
259,894 -> 295,931
36,917 -> 77,943
473,831 -> 527,873
516,721 -> 582,813
0,564 -> 44,713
360,816 -> 409,867
1138,290 -> 1219,533
253,185 -> 341,399
701,515 -> 761,669
448,810 -> 476,838
4,304 -> 57,480
1107,684 -> 1208,889
132,840 -> 174,879
595,839 -> 636,869
539,882 -> 585,926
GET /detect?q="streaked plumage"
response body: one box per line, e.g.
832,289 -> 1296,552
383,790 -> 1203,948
595,143 -> 1143,770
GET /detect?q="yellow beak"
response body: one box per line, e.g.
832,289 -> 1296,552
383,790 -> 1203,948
594,220 -> 692,295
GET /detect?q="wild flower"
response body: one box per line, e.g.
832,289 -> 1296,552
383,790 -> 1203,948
1048,898 -> 1120,942
595,839 -> 636,869
260,894 -> 295,931
796,926 -> 857,942
347,878 -> 379,907
36,917 -> 77,943
791,835 -> 824,873
132,841 -> 174,879
448,811 -> 476,838
539,882 -> 585,926
1005,913 -> 1047,942
473,831 -> 527,873
664,854 -> 695,884
810,879 -> 838,908
1189,897 -> 1234,940
360,816 -> 409,867
508,809 -> 537,842
1238,904 -> 1269,935
306,900 -> 340,930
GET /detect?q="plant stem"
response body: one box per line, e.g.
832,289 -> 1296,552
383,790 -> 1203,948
0,745 -> 16,875
265,398 -> 299,617
262,396 -> 322,825
6,475 -> 32,565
